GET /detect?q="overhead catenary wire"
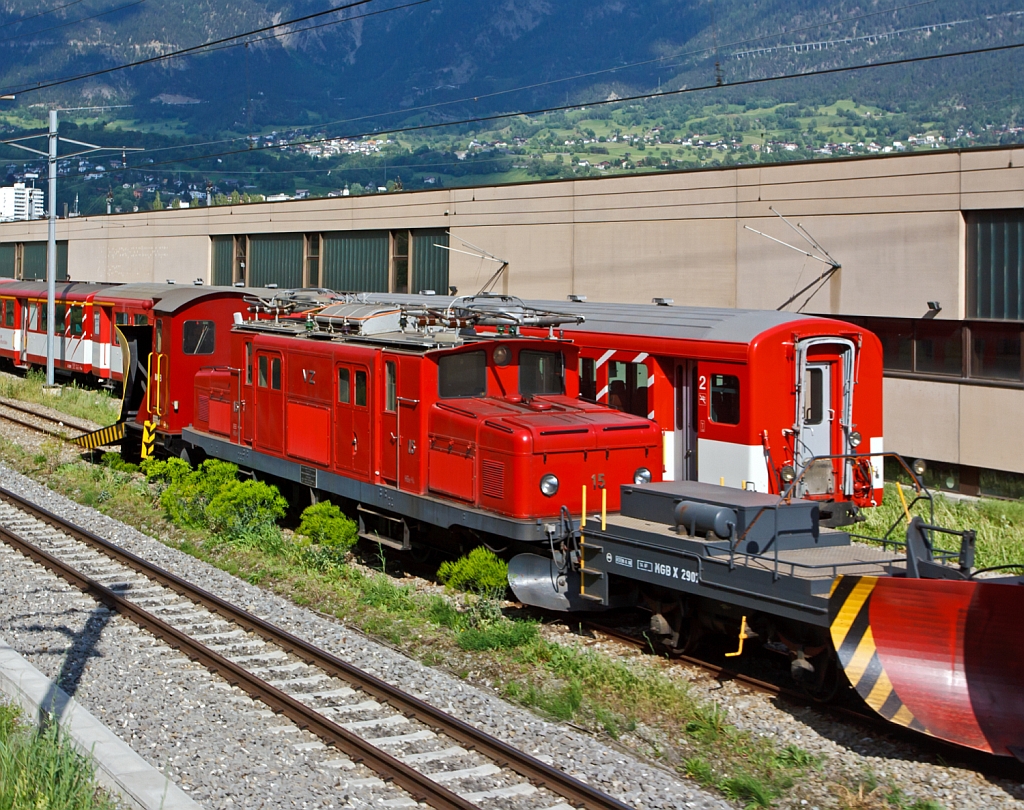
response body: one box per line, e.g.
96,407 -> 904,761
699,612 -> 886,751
128,39 -> 1024,172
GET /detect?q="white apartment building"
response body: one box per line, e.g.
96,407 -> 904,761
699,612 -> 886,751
0,183 -> 43,222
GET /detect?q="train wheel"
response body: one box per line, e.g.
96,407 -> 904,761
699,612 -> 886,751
649,597 -> 702,655
798,650 -> 841,703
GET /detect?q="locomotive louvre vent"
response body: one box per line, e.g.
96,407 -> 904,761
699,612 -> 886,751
315,304 -> 401,335
197,394 -> 210,423
481,459 -> 506,499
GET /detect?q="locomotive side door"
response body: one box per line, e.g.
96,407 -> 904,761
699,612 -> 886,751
379,353 -> 421,490
336,363 -> 374,478
380,358 -> 398,485
673,361 -> 698,481
240,340 -> 254,445
254,350 -> 284,453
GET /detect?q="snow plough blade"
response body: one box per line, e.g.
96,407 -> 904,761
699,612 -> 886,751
830,575 -> 1024,758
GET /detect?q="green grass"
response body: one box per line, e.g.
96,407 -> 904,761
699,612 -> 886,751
0,701 -> 117,810
0,370 -> 121,426
860,483 -> 1024,570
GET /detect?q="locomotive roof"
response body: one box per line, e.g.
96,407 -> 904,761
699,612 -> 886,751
361,293 -> 818,344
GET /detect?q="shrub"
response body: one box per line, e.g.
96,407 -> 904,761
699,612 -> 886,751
205,479 -> 287,551
140,456 -> 191,484
158,459 -> 239,528
437,547 -> 508,595
297,501 -> 358,550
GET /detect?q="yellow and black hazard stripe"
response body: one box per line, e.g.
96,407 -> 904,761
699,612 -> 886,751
140,420 -> 156,460
71,422 -> 125,450
829,575 -> 926,733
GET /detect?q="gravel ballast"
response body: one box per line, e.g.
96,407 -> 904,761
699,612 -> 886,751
0,461 -> 731,810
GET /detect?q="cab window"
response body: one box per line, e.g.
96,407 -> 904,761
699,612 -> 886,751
520,350 -> 564,396
134,314 -> 148,326
258,355 -> 268,387
439,351 -> 486,398
710,374 -> 740,425
244,342 -> 253,385
579,357 -> 597,402
271,358 -> 281,390
182,320 -> 215,355
804,368 -> 823,425
385,361 -> 397,411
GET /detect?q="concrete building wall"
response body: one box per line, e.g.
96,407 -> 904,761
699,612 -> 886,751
1,146 -> 1022,481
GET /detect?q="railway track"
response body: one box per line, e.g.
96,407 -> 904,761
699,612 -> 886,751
0,484 -> 636,810
0,398 -> 96,440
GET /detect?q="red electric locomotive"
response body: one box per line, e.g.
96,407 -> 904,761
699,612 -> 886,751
172,294 -> 662,546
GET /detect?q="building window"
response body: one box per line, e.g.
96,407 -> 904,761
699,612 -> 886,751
390,230 -> 409,294
304,233 -> 321,288
967,210 -> 1024,320
234,235 -> 248,285
914,320 -> 963,376
970,323 -> 1022,381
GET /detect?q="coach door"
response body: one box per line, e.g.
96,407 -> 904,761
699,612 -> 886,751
335,363 -> 371,479
795,338 -> 855,497
673,361 -> 698,481
254,351 -> 284,453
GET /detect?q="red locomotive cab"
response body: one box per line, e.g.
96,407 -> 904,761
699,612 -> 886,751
426,342 -> 662,519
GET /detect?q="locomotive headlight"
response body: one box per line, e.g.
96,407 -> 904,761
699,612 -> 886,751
493,345 -> 511,366
633,467 -> 652,485
848,430 -> 862,448
539,474 -> 559,497
780,464 -> 797,483
912,458 -> 927,477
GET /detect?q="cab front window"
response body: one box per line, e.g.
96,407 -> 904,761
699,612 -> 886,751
439,351 -> 486,398
520,350 -> 564,396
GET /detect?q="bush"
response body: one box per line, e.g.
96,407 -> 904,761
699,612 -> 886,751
205,479 -> 287,551
140,456 -> 191,484
298,501 -> 358,550
158,459 -> 239,528
437,547 -> 508,595
100,451 -> 137,473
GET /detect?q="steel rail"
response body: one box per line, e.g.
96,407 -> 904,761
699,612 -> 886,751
0,485 -> 634,810
0,403 -> 78,438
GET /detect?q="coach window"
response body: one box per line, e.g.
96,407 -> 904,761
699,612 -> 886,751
244,343 -> 253,385
804,368 -> 823,424
385,361 -> 397,411
2,301 -> 10,327
579,357 -> 597,402
338,367 -> 351,403
182,320 -> 215,355
607,360 -> 648,417
258,355 -> 268,387
271,357 -> 281,390
355,370 -> 367,406
28,303 -> 38,330
69,306 -> 83,336
710,374 -> 741,425
439,351 -> 486,398
520,350 -> 564,396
